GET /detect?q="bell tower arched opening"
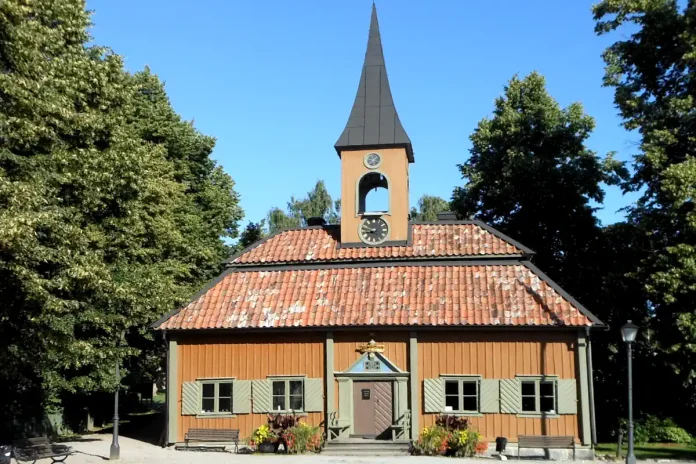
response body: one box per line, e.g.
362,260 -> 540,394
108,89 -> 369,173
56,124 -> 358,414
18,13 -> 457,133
357,172 -> 390,214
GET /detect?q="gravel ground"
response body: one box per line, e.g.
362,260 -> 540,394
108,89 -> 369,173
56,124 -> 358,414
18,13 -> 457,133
14,434 -> 687,464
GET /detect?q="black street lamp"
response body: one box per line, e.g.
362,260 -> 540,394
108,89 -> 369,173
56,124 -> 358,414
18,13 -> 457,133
621,320 -> 639,464
110,360 -> 120,460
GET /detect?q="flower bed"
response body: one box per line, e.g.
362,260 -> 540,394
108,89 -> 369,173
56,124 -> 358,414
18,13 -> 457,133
412,415 -> 488,457
250,414 -> 323,454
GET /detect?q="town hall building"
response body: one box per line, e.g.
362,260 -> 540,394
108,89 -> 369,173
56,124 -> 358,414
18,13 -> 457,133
154,4 -> 600,456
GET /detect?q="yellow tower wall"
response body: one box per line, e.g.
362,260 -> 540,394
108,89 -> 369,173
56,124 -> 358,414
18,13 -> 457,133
339,148 -> 410,244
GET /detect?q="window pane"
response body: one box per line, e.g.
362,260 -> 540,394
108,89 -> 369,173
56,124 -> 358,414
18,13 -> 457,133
219,382 -> 232,398
202,398 -> 214,412
289,396 -> 303,410
463,396 -> 478,412
445,395 -> 459,411
202,383 -> 215,398
272,396 -> 285,411
219,397 -> 231,413
463,381 -> 477,396
540,397 -> 555,413
521,381 -> 536,396
522,396 -> 536,412
273,381 -> 285,396
540,381 -> 554,397
290,380 -> 303,395
445,381 -> 459,395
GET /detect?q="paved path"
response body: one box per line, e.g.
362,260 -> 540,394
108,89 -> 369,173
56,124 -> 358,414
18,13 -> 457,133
18,435 -> 690,464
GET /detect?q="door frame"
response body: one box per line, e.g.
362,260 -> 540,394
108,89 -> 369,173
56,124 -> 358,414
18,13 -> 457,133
335,372 -> 410,440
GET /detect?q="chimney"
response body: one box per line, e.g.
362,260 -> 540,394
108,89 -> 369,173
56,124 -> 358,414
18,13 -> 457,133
306,217 -> 327,227
437,212 -> 458,221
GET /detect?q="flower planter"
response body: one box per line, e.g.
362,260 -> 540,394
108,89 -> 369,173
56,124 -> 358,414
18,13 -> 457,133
258,441 -> 276,453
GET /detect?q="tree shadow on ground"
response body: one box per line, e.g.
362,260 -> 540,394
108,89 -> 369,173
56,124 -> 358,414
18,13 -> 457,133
98,411 -> 164,447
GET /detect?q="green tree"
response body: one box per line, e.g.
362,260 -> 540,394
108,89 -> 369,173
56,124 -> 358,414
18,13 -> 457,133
451,72 -> 626,281
594,0 -> 696,414
410,195 -> 450,221
267,180 -> 339,233
0,0 -> 242,434
234,221 -> 266,252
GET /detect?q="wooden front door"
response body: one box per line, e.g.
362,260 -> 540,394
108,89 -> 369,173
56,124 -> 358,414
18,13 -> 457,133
353,381 -> 393,439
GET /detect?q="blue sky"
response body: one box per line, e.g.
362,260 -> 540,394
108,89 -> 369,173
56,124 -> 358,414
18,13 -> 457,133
88,0 -> 640,229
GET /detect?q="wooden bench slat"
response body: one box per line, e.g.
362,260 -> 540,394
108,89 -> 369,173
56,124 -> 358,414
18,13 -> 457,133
183,428 -> 240,452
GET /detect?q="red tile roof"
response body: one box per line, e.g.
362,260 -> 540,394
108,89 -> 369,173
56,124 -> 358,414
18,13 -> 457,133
229,222 -> 530,265
156,263 -> 596,330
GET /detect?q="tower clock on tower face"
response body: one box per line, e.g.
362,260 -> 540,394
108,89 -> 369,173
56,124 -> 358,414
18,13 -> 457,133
359,217 -> 389,245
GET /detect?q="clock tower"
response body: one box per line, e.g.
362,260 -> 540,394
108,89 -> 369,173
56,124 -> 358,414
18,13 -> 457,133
335,4 -> 413,247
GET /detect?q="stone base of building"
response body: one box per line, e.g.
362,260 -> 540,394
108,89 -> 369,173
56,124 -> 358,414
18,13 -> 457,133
482,442 -> 595,460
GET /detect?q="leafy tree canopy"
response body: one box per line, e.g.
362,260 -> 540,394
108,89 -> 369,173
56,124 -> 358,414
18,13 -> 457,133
594,0 -> 696,385
410,195 -> 450,221
452,72 -> 627,282
0,0 -> 242,434
267,180 -> 340,233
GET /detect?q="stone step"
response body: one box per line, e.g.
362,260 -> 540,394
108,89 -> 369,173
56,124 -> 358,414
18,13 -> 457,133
323,441 -> 411,456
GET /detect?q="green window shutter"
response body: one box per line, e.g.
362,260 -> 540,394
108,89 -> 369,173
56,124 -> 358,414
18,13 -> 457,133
423,378 -> 444,413
181,382 -> 200,416
252,379 -> 272,413
232,380 -> 251,414
557,379 -> 578,414
480,379 -> 500,413
304,378 -> 324,412
500,378 -> 521,413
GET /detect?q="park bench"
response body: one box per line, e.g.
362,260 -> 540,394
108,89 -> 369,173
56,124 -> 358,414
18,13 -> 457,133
182,428 -> 240,452
517,435 -> 575,460
13,436 -> 73,464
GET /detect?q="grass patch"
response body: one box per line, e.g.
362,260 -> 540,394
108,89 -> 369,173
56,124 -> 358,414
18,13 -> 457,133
596,443 -> 696,461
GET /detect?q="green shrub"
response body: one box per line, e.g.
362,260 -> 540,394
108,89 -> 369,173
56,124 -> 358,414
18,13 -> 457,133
618,416 -> 693,444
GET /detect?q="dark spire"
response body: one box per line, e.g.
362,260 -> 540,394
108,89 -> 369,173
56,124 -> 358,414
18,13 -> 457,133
335,4 -> 414,162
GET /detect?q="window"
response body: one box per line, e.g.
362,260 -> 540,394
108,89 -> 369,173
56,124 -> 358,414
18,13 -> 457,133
444,378 -> 479,413
272,379 -> 304,412
200,380 -> 233,414
520,379 -> 556,414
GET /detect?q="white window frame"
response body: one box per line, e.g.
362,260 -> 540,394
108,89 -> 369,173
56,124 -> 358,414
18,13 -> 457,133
269,377 -> 305,413
518,376 -> 558,415
442,376 -> 480,414
199,379 -> 234,415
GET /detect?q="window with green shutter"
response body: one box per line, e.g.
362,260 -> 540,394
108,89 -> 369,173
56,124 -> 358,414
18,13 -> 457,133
200,380 -> 233,414
443,377 -> 479,413
518,377 -> 559,415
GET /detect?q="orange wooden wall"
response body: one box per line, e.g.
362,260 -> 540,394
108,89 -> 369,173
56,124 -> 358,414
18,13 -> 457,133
418,331 -> 579,442
176,333 -> 324,442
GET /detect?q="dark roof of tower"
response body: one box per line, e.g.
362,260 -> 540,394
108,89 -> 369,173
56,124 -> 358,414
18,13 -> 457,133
335,4 -> 414,162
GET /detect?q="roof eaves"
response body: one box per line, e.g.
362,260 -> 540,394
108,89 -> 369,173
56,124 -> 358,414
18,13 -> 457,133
470,220 -> 537,255
228,258 -> 528,273
521,260 -> 605,328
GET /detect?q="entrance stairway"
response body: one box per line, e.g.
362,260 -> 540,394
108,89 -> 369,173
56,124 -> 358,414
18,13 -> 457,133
322,438 -> 411,456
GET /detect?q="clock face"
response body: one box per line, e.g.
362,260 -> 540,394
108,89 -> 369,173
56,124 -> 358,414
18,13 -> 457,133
364,152 -> 382,169
359,217 -> 389,245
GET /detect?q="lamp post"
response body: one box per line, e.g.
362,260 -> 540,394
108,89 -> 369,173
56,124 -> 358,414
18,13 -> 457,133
110,360 -> 120,460
621,320 -> 639,464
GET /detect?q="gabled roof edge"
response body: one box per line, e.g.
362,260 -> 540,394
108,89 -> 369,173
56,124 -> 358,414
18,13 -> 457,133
151,267 -> 235,330
521,260 -> 605,328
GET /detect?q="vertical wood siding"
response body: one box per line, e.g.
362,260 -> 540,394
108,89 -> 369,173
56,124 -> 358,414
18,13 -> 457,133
176,333 -> 324,442
334,332 -> 408,372
418,331 -> 579,442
